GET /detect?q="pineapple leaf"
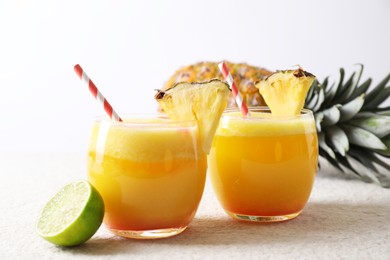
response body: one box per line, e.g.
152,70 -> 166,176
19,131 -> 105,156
308,65 -> 390,187
355,111 -> 376,118
363,87 -> 390,110
348,147 -> 378,172
320,77 -> 328,92
376,107 -> 390,116
334,68 -> 346,98
336,64 -> 364,104
306,85 -> 325,112
375,135 -> 390,157
345,155 -> 381,184
363,73 -> 390,108
349,147 -> 390,171
348,147 -> 390,187
336,155 -> 359,175
320,105 -> 341,126
319,151 -> 343,172
315,112 -> 324,132
339,94 -> 365,122
333,71 -> 356,104
341,124 -> 387,150
306,88 -> 319,110
346,78 -> 372,103
325,125 -> 349,156
312,87 -> 325,112
306,79 -> 318,101
349,115 -> 390,138
377,109 -> 390,116
318,132 -> 336,159
373,156 -> 390,171
323,82 -> 338,108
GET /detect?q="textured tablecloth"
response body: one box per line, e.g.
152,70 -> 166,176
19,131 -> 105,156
1,152 -> 389,260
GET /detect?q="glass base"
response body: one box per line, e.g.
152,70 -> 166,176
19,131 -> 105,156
109,226 -> 187,239
226,210 -> 302,222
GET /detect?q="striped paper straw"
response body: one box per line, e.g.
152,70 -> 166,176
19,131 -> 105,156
218,61 -> 250,116
74,64 -> 122,121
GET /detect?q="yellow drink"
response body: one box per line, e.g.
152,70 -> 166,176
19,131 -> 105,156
209,108 -> 318,222
87,117 -> 207,238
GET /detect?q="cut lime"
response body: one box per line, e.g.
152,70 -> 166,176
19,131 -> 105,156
155,79 -> 230,154
36,180 -> 104,246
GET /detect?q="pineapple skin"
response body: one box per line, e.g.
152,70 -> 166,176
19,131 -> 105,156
163,61 -> 272,108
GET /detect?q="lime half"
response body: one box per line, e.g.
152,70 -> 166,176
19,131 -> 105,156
36,180 -> 104,246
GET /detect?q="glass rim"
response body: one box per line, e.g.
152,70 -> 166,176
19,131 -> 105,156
223,106 -> 313,119
94,113 -> 197,127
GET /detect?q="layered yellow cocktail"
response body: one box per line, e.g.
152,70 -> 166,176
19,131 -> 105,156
209,107 -> 318,221
88,116 -> 207,238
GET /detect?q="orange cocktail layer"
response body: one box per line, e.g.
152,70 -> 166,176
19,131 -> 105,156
88,120 -> 207,231
209,114 -> 318,216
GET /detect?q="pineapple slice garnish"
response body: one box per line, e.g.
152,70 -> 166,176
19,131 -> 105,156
155,79 -> 231,154
256,68 -> 316,116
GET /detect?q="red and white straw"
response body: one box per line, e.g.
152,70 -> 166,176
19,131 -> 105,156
218,61 -> 249,116
74,64 -> 122,122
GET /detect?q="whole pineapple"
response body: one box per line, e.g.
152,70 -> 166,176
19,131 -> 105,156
163,61 -> 272,108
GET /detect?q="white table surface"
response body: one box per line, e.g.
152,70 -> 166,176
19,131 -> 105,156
1,152 -> 389,260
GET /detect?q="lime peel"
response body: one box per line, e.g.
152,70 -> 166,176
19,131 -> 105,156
36,180 -> 104,247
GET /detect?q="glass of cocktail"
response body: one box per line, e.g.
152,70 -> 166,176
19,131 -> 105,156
74,63 -> 230,239
208,107 -> 318,222
87,115 -> 207,239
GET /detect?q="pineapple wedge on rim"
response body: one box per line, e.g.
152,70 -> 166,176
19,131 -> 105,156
155,79 -> 231,154
256,68 -> 316,116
